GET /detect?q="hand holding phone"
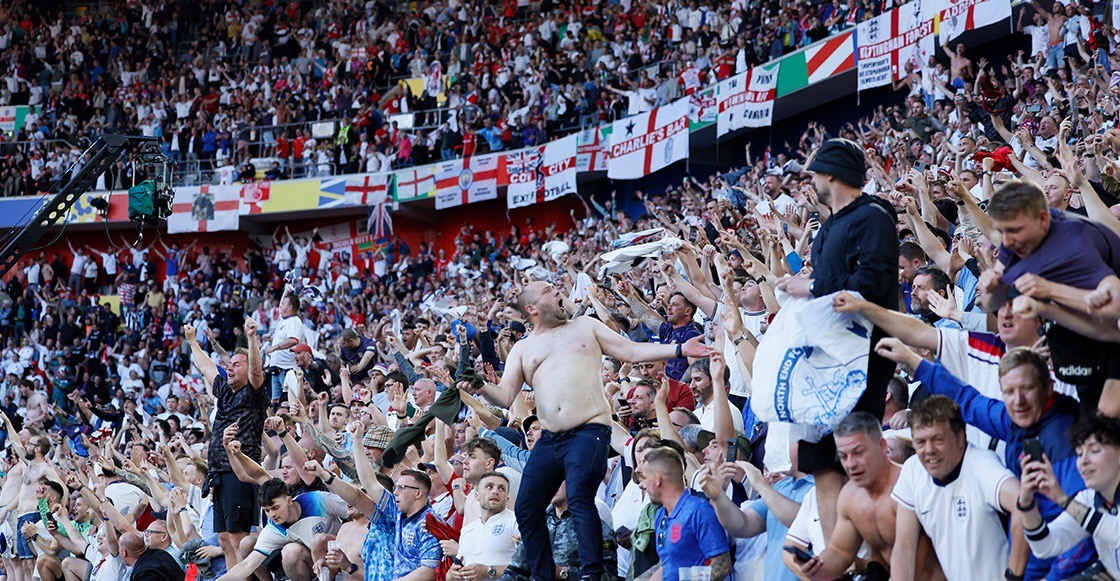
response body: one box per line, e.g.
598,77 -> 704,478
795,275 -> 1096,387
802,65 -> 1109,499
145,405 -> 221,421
784,545 -> 814,563
1023,437 -> 1044,464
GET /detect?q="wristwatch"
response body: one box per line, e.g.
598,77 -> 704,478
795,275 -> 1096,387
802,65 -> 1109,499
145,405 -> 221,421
487,566 -> 497,579
349,563 -> 359,575
559,567 -> 570,580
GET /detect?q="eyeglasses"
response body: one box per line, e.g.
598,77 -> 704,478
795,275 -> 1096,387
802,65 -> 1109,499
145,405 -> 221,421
393,483 -> 422,493
143,529 -> 168,537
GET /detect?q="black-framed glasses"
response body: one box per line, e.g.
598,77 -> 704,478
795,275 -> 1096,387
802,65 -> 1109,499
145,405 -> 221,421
394,483 -> 422,493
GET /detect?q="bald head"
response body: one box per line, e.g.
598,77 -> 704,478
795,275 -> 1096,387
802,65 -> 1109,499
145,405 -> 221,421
119,532 -> 147,565
515,282 -> 549,318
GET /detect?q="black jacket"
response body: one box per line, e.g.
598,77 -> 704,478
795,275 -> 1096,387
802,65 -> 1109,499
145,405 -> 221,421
810,194 -> 899,308
130,547 -> 184,581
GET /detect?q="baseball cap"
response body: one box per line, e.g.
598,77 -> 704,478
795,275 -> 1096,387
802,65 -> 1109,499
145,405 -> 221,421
292,344 -> 312,355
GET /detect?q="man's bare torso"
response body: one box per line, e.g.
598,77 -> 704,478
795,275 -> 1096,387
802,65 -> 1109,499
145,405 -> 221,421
512,317 -> 613,432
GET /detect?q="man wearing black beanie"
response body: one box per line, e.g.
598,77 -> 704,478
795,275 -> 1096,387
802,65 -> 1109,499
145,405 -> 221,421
775,137 -> 900,547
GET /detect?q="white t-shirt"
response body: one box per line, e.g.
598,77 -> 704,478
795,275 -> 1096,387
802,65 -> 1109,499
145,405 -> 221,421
891,446 -> 1013,581
24,263 -> 40,285
253,492 -> 349,555
697,399 -> 744,434
270,315 -> 305,369
458,509 -> 519,566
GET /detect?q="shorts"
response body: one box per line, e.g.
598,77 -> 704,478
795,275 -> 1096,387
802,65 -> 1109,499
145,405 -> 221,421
210,472 -> 259,534
15,512 -> 39,560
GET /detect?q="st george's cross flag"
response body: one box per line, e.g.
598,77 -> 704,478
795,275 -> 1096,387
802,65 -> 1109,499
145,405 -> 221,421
168,185 -> 240,233
503,133 -> 578,209
344,173 -> 391,206
937,0 -> 1011,43
434,154 -> 500,210
607,97 -> 690,180
716,62 -> 780,137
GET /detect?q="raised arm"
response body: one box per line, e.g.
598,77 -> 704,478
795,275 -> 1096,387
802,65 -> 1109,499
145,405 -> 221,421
466,342 -> 528,409
243,318 -> 265,389
592,316 -> 713,365
307,460 -> 376,516
832,292 -> 940,352
183,325 -> 220,392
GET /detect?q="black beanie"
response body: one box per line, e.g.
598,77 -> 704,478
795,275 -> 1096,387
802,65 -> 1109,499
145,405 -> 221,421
807,138 -> 867,188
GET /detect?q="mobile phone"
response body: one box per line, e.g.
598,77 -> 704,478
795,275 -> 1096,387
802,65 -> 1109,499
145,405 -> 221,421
615,526 -> 632,537
1023,437 -> 1044,464
784,545 -> 814,563
451,556 -> 464,567
915,161 -> 927,172
809,210 -> 820,222
617,398 -> 630,408
725,439 -> 738,463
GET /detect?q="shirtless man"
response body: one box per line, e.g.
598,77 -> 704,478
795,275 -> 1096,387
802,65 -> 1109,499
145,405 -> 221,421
463,281 -> 712,581
4,433 -> 65,581
1032,0 -> 1067,71
18,381 -> 50,430
0,438 -> 27,581
787,412 -> 944,581
942,41 -> 974,82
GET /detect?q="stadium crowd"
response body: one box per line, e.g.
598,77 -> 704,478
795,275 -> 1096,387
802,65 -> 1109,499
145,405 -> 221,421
1,0 -> 925,194
3,1 -> 1120,581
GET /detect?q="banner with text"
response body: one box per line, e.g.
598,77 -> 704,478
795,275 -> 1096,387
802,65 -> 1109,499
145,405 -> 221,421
717,62 -> 780,137
503,133 -> 578,209
938,0 -> 1011,43
607,98 -> 690,180
856,1 -> 936,91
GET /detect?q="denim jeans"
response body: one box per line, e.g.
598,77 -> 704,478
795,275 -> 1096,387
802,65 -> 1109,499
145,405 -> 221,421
515,423 -> 610,581
270,369 -> 287,402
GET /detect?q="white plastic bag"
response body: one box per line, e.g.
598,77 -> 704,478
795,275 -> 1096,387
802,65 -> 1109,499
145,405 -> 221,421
751,291 -> 873,440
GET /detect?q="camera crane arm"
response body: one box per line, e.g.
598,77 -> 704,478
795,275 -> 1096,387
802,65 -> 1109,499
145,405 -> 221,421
0,134 -> 170,279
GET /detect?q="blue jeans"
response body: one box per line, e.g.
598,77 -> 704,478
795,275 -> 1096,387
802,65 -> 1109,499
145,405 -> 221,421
514,423 -> 610,581
270,370 -> 287,401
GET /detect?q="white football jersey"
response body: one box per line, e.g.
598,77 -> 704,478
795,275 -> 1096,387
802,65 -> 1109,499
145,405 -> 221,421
892,445 -> 1014,581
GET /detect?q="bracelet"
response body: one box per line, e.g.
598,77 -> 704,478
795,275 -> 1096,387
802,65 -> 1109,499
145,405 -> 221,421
277,429 -> 290,439
1061,495 -> 1077,510
675,343 -> 683,358
1004,568 -> 1024,581
349,563 -> 359,575
326,473 -> 336,485
619,377 -> 631,383
178,507 -> 188,513
1015,497 -> 1037,512
733,335 -> 749,346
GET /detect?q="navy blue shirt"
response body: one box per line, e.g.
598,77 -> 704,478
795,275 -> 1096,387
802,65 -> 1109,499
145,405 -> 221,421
999,209 -> 1120,290
658,321 -> 701,381
654,490 -> 730,581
